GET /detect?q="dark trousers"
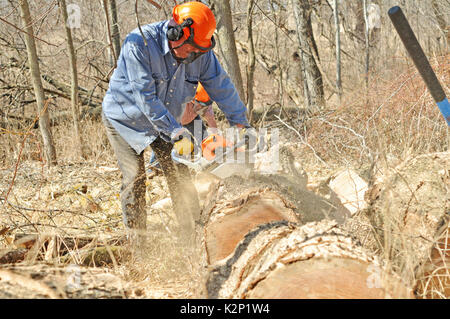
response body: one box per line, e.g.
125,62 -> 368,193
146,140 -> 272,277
102,113 -> 201,236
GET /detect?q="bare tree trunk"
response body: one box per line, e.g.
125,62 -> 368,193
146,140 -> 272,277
353,0 -> 365,39
246,0 -> 256,122
210,0 -> 245,102
102,0 -> 116,68
18,0 -> 57,166
109,0 -> 121,60
59,0 -> 85,159
269,0 -> 285,110
333,0 -> 342,101
363,0 -> 370,91
292,0 -> 325,110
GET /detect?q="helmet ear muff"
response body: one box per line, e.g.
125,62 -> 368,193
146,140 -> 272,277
167,25 -> 183,41
167,18 -> 194,42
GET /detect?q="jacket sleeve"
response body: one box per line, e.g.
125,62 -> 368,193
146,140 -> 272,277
123,40 -> 182,140
199,52 -> 250,127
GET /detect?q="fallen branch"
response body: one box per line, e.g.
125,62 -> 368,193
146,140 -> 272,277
0,269 -> 61,298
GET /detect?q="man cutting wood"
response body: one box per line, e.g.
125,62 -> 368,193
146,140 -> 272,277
101,2 -> 252,244
148,82 -> 219,169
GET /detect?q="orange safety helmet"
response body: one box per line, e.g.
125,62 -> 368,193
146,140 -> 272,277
172,2 -> 216,49
194,83 -> 212,105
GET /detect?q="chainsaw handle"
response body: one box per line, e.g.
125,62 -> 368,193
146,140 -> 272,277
171,148 -> 203,167
170,132 -> 203,166
388,6 -> 450,126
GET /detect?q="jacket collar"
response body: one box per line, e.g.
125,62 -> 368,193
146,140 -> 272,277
161,20 -> 171,56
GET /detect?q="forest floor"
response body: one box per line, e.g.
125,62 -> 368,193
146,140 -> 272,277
0,122 -> 333,298
0,117 -> 448,299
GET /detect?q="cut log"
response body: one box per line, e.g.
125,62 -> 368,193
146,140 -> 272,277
201,173 -> 351,227
0,264 -> 126,298
198,170 -> 413,299
204,189 -> 299,264
206,220 -> 413,299
199,170 -> 351,266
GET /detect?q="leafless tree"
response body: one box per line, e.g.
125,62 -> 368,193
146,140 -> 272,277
333,0 -> 342,101
246,0 -> 256,121
291,0 -> 325,110
109,0 -> 121,60
18,0 -> 57,166
210,0 -> 245,102
59,0 -> 85,159
363,0 -> 370,91
102,0 -> 117,68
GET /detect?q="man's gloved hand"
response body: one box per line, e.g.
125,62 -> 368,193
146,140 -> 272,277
173,136 -> 194,155
171,127 -> 194,156
238,126 -> 258,140
237,125 -> 264,152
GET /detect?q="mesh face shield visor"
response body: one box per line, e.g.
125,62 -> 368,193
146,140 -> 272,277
170,25 -> 216,64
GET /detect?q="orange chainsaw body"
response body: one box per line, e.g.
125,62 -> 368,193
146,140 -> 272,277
201,134 -> 236,161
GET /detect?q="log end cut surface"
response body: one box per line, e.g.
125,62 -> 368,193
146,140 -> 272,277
247,258 -> 410,299
206,193 -> 298,264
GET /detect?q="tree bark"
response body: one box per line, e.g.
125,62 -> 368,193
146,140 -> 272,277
102,0 -> 117,68
352,0 -> 365,40
333,0 -> 342,101
18,0 -> 57,166
363,0 -> 370,91
269,0 -> 285,108
193,156 -> 413,299
246,0 -> 256,122
59,0 -> 85,159
210,0 -> 245,102
0,264 -> 126,298
109,0 -> 121,60
291,0 -> 325,110
200,173 -> 413,298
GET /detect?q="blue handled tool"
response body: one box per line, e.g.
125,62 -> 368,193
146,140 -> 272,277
388,6 -> 450,126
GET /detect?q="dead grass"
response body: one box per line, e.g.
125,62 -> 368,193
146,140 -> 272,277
0,50 -> 448,299
411,208 -> 449,299
0,158 -> 207,298
304,54 -> 449,168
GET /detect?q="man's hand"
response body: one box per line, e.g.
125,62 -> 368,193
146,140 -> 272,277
236,126 -> 263,152
171,127 -> 195,156
173,136 -> 194,155
237,126 -> 258,141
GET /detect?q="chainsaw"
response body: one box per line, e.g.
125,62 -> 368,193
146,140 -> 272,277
171,131 -> 265,179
